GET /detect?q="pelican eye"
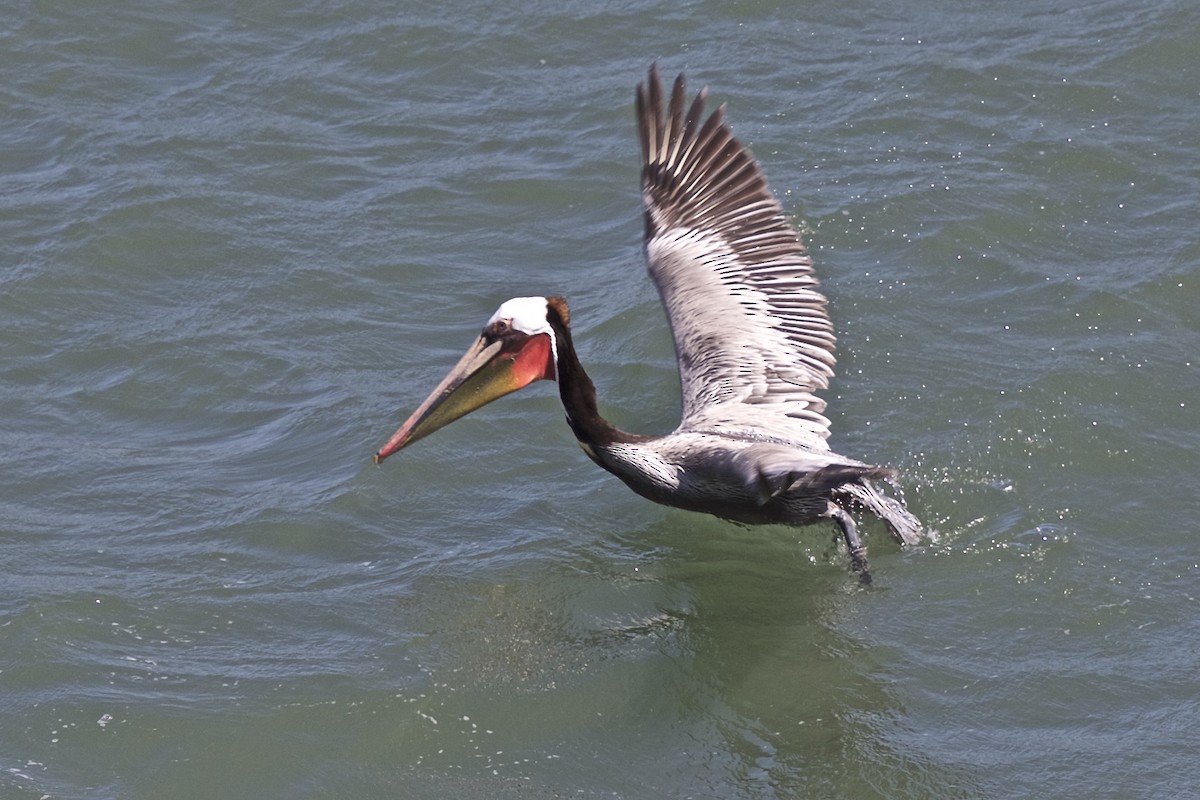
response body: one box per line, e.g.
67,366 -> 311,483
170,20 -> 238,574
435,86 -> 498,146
484,318 -> 513,340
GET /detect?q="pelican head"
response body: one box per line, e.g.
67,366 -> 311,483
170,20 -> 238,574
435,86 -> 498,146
373,296 -> 562,463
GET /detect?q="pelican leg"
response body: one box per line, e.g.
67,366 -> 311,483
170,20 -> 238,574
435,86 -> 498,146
827,503 -> 872,584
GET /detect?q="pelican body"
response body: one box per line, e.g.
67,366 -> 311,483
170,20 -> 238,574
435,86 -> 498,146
376,67 -> 922,580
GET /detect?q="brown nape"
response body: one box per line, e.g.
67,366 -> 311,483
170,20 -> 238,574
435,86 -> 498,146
546,295 -> 570,327
544,296 -> 653,448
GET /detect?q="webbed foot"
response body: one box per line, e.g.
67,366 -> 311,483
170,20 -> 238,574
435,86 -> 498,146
828,503 -> 872,584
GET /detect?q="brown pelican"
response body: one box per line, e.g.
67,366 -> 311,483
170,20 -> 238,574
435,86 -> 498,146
375,66 -> 921,580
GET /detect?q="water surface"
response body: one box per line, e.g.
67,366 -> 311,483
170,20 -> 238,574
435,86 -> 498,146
2,1 -> 1198,797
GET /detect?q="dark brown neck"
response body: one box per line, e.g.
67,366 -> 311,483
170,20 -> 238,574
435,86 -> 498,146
546,298 -> 648,448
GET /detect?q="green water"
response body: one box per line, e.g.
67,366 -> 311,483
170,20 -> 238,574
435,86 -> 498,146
3,1 -> 1198,797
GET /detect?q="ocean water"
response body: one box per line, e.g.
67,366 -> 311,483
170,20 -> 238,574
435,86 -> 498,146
2,1 -> 1197,797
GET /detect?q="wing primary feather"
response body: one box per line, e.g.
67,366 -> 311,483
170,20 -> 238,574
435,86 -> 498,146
666,73 -> 687,170
636,80 -> 650,167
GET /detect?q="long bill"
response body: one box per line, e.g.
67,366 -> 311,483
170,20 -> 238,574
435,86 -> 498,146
373,331 -> 553,464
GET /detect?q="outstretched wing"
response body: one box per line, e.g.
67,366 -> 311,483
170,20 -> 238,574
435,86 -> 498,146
637,66 -> 838,447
